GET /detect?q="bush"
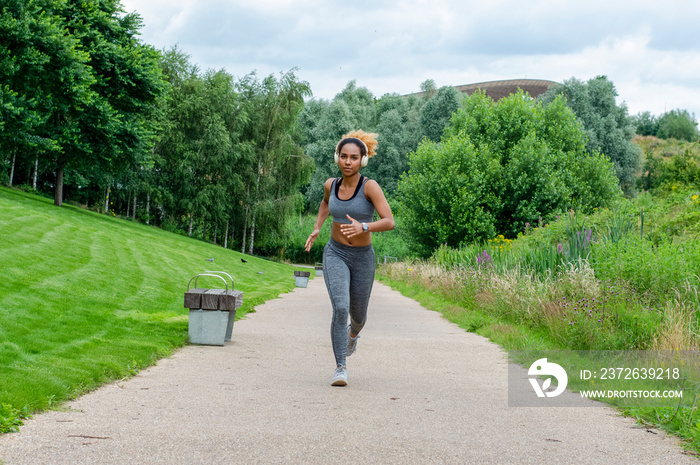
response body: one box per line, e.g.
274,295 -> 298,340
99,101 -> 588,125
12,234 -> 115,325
590,232 -> 700,301
0,403 -> 30,433
637,149 -> 700,192
398,134 -> 501,256
398,90 -> 621,256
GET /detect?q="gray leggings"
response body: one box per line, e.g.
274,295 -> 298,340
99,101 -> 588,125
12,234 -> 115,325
323,238 -> 376,367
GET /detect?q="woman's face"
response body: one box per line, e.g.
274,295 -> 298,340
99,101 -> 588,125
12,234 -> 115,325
338,142 -> 362,176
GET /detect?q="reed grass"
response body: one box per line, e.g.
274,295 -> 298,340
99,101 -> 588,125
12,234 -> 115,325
376,191 -> 700,454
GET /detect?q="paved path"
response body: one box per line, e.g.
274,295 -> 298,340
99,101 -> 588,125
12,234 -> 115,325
0,278 -> 696,464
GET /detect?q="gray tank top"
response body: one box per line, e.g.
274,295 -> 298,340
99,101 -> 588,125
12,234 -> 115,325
329,176 -> 376,224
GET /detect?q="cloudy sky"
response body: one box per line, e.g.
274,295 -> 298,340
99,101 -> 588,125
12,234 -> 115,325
120,0 -> 700,119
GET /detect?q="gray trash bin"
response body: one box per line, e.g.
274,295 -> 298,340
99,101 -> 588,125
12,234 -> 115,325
184,272 -> 243,345
294,270 -> 311,288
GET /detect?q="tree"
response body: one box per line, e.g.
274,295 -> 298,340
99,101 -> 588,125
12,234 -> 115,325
54,0 -> 166,207
299,81 -> 433,207
398,134 -> 501,257
238,69 -> 313,254
419,79 -> 437,100
363,93 -> 424,196
398,90 -> 621,256
0,0 -> 90,193
632,111 -> 659,136
334,80 -> 376,130
540,76 -> 642,195
153,48 -> 246,240
418,85 -> 462,142
301,98 -> 355,209
657,109 -> 699,142
0,0 -> 166,206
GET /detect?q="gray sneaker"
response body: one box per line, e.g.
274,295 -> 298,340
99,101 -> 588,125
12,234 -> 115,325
331,366 -> 348,386
347,325 -> 359,356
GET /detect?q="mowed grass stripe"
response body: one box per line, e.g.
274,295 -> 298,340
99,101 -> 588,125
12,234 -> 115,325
0,187 -> 304,417
0,209 -> 93,296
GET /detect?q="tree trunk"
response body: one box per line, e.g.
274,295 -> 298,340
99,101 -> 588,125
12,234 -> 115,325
248,215 -> 255,255
188,215 -> 194,237
104,185 -> 110,213
9,153 -> 16,186
146,192 -> 150,225
132,193 -> 136,220
213,224 -> 218,245
203,221 -> 207,241
248,159 -> 263,255
224,221 -> 229,248
241,207 -> 248,254
126,191 -> 131,217
32,156 -> 38,189
242,183 -> 250,254
54,161 -> 67,207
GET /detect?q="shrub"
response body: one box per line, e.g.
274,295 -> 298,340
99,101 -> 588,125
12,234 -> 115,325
398,90 -> 621,256
0,403 -> 30,434
398,134 -> 501,256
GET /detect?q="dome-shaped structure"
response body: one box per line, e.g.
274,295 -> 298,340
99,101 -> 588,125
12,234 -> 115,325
455,79 -> 559,100
408,79 -> 559,101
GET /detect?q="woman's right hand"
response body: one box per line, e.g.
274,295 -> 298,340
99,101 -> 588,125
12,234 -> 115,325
305,229 -> 320,252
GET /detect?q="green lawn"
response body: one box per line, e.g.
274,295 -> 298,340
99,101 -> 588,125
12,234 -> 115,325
0,187 -> 308,430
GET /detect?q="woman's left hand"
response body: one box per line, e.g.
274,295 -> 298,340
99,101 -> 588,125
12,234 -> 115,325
340,215 -> 365,239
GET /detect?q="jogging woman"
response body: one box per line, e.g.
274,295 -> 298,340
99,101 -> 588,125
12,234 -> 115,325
304,130 -> 395,386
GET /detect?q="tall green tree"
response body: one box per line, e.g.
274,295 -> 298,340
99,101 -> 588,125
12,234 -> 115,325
540,76 -> 642,195
300,82 -> 430,208
55,0 -> 165,207
632,111 -> 659,137
419,79 -> 437,100
334,80 -> 376,130
418,85 -> 462,142
301,97 -> 355,209
153,47 -> 245,240
362,93 -> 424,196
0,0 -> 166,206
0,0 -> 91,193
238,69 -> 313,254
657,109 -> 699,142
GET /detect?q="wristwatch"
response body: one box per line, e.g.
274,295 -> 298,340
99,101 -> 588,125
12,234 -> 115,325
362,222 -> 369,233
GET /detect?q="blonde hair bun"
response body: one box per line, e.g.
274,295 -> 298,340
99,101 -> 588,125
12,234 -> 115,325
341,130 -> 378,158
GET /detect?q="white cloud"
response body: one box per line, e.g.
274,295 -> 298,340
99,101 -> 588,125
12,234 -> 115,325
121,0 -> 700,120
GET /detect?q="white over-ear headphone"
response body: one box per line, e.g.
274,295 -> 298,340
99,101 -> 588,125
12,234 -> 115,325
335,139 -> 369,167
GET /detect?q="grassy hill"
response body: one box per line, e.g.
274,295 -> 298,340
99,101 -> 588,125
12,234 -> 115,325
634,135 -> 700,160
0,186 -> 309,431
